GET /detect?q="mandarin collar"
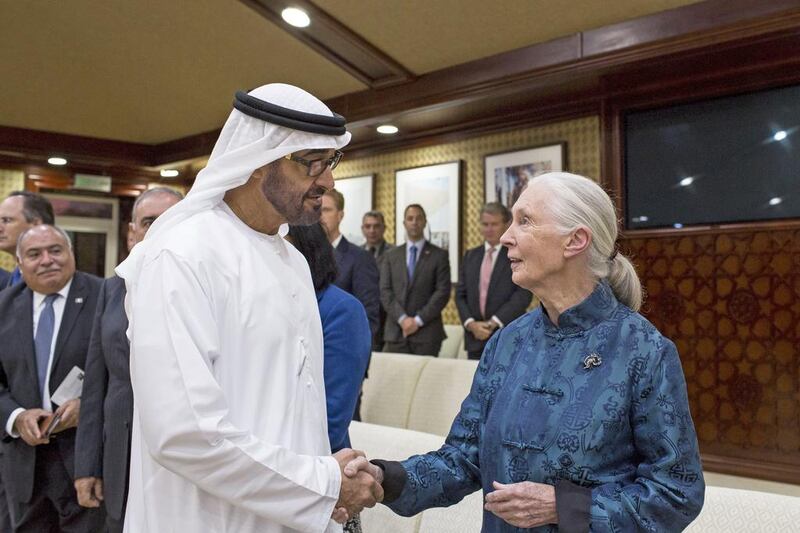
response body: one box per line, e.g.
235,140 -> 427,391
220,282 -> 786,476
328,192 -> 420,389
541,280 -> 618,336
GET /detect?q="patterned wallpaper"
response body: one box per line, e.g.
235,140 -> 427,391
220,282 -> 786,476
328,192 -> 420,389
334,116 -> 601,323
0,169 -> 25,271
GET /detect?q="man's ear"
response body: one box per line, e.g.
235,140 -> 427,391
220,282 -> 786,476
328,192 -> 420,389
564,226 -> 591,258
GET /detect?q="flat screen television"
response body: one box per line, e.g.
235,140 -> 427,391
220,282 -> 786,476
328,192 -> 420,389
624,84 -> 799,230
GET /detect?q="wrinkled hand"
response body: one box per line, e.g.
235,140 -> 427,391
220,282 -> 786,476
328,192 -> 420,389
467,321 -> 493,341
484,481 -> 557,528
334,448 -> 383,520
15,408 -> 51,446
52,398 -> 81,433
74,477 -> 104,508
401,317 -> 419,338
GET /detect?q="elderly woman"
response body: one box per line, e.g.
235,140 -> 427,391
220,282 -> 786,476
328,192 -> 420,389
355,172 -> 704,531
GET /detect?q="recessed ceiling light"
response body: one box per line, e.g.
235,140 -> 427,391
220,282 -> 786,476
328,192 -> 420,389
769,197 -> 782,206
281,7 -> 310,28
47,157 -> 67,166
773,130 -> 787,141
673,223 -> 684,229
160,169 -> 179,178
679,177 -> 694,187
376,124 -> 398,135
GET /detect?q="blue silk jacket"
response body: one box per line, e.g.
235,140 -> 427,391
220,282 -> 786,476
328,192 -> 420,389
385,281 -> 705,532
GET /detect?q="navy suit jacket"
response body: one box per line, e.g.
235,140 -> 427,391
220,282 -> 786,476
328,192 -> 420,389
0,269 -> 9,290
0,271 -> 102,503
74,276 -> 132,520
333,236 -> 380,334
455,244 -> 532,353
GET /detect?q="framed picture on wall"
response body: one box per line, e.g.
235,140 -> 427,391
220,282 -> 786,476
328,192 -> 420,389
334,174 -> 374,246
395,161 -> 462,282
484,142 -> 566,208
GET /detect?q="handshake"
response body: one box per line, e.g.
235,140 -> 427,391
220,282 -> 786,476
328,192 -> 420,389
331,448 -> 385,523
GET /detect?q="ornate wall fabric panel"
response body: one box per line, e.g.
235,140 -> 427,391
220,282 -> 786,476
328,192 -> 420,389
623,229 -> 800,479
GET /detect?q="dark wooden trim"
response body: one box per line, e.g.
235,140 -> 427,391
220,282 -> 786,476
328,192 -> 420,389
0,126 -> 153,167
327,34 -> 582,125
150,129 -> 219,167
582,0 -> 800,57
238,0 -> 413,88
702,453 -> 800,486
620,219 -> 800,240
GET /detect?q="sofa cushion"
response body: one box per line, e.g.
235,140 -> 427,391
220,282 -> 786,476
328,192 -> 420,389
362,352 -> 432,429
350,421 -> 446,533
407,358 -> 479,436
686,485 -> 800,531
439,324 -> 465,359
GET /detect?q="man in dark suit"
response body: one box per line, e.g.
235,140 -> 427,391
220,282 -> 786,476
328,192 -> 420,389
0,224 -> 104,532
456,202 -> 532,360
74,187 -> 182,533
0,192 -> 55,290
320,189 -> 380,334
360,210 -> 394,351
380,204 -> 451,356
0,193 -> 55,530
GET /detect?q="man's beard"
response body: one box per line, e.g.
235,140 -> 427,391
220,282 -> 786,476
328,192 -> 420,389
261,164 -> 325,225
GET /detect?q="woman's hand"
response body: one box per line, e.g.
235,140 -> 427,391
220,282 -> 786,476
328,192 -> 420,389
484,480 -> 557,528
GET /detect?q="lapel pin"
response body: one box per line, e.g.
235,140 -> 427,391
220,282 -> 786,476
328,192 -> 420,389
74,297 -> 84,304
583,353 -> 602,370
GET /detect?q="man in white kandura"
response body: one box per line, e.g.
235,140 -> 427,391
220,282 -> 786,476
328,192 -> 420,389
116,84 -> 382,533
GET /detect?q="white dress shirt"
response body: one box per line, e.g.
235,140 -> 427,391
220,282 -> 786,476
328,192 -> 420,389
5,278 -> 73,437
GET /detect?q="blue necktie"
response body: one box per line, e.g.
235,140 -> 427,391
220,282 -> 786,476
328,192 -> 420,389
407,244 -> 417,280
34,294 -> 59,397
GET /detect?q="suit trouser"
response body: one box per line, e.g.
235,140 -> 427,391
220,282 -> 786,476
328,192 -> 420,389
383,339 -> 442,357
10,443 -> 105,533
0,462 -> 11,533
105,513 -> 123,533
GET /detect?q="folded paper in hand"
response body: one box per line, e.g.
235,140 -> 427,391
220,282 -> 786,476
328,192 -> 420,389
50,366 -> 84,406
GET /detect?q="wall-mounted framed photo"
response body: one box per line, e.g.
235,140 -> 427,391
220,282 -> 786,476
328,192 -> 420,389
395,161 -> 462,283
334,174 -> 374,246
484,142 -> 566,208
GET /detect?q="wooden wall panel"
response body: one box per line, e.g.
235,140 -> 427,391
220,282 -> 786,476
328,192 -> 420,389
622,229 -> 800,483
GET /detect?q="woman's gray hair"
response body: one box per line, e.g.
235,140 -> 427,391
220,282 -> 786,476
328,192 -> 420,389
532,172 -> 643,311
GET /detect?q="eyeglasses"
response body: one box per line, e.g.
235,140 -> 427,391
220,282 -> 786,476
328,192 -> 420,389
285,150 -> 343,177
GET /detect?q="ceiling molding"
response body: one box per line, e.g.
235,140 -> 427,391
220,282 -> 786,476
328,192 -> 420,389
3,0 -> 800,170
238,0 -> 414,88
0,126 -> 153,168
326,0 -> 800,125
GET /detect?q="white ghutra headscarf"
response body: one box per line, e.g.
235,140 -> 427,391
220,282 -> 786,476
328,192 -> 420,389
116,83 -> 351,293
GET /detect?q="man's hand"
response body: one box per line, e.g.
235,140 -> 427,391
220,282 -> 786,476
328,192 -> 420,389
334,448 -> 383,518
52,398 -> 81,433
484,481 -> 557,528
467,321 -> 493,341
14,408 -> 51,446
400,317 -> 419,338
74,477 -> 104,508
